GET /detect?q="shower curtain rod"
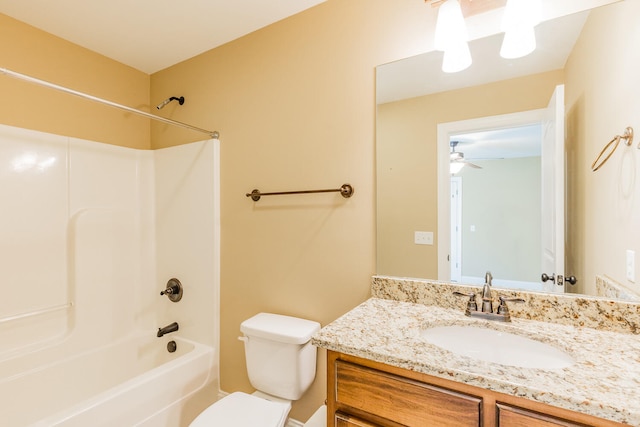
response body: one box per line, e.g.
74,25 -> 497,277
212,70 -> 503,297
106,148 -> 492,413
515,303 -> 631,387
0,67 -> 219,139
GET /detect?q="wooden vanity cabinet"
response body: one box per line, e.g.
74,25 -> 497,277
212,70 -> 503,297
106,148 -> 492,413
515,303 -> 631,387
335,413 -> 380,427
327,351 -> 629,427
495,404 -> 589,427
333,356 -> 481,426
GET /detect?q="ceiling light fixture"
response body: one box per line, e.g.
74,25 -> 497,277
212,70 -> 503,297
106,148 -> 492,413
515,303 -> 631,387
433,0 -> 472,73
450,161 -> 466,174
500,0 -> 542,59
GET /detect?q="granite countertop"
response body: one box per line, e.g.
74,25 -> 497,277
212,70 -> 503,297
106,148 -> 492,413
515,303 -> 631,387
312,297 -> 640,426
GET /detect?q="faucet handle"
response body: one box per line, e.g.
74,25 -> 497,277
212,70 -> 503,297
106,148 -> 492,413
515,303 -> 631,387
160,278 -> 183,302
496,296 -> 525,317
453,291 -> 478,315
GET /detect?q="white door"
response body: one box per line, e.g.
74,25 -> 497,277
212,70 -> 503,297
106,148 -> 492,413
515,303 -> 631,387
540,85 -> 566,293
450,177 -> 462,282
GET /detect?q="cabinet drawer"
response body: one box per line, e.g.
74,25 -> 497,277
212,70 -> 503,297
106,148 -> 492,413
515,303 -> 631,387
335,360 -> 482,427
497,403 -> 590,427
336,412 -> 382,427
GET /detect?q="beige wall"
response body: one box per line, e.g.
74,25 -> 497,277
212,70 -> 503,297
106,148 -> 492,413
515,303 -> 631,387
0,14 -> 150,149
149,0 -> 438,421
377,70 -> 563,280
565,0 -> 640,295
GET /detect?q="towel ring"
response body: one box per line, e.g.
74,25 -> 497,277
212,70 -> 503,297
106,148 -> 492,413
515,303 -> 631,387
591,127 -> 634,172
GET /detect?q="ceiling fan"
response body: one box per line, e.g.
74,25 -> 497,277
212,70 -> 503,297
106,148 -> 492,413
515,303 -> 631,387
450,140 -> 482,170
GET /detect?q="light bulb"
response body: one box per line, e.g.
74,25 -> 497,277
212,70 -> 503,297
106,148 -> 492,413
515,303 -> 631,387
500,26 -> 536,59
450,162 -> 466,174
501,0 -> 541,31
500,0 -> 541,59
434,0 -> 468,51
442,41 -> 472,73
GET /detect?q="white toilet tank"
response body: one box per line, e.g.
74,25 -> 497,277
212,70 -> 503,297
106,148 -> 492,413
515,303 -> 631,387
240,313 -> 321,401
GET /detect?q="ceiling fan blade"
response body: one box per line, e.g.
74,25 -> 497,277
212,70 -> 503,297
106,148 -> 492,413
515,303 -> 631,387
466,161 -> 483,169
449,158 -> 483,170
466,156 -> 504,161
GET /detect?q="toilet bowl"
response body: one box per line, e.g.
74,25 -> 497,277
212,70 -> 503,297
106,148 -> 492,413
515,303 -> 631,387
189,313 -> 321,427
189,392 -> 290,427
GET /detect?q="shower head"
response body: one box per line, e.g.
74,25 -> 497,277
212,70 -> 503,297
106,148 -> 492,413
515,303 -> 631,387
156,96 -> 184,110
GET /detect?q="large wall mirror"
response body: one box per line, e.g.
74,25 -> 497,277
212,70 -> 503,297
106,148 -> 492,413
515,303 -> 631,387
376,0 -> 640,300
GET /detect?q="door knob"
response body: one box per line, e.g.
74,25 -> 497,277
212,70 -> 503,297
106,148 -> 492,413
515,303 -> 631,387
541,273 -> 556,283
541,274 -> 577,286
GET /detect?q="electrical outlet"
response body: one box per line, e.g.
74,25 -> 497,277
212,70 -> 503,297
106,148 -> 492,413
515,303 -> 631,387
627,250 -> 635,282
414,231 -> 434,245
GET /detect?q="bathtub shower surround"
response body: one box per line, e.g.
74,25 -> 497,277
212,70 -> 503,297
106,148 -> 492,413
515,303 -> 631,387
0,124 -> 219,426
6,335 -> 213,427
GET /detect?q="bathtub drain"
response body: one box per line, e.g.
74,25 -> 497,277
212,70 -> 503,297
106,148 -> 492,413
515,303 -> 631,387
167,340 -> 177,353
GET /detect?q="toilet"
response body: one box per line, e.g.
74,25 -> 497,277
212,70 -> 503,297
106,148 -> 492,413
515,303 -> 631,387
189,313 -> 321,427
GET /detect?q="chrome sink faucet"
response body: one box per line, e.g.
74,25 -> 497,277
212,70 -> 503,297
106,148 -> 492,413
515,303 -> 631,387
454,271 -> 524,322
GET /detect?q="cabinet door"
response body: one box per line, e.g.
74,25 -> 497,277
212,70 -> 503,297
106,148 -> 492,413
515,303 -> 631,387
335,360 -> 482,427
497,403 -> 590,427
336,412 -> 382,427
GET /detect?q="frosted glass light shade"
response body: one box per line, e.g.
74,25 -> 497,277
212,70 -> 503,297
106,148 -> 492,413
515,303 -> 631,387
434,0 -> 468,51
500,26 -> 536,59
501,0 -> 541,31
500,0 -> 541,59
450,162 -> 466,174
442,41 -> 472,73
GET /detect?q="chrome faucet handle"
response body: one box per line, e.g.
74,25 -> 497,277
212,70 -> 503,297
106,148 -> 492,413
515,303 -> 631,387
453,291 -> 478,315
496,296 -> 525,318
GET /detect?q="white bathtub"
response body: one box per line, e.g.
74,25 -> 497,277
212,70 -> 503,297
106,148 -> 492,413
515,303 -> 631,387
0,333 -> 215,426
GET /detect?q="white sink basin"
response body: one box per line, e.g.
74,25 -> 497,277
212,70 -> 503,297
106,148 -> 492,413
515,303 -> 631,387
420,325 -> 574,370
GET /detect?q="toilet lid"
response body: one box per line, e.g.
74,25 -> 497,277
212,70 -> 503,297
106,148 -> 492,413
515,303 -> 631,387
189,392 -> 289,427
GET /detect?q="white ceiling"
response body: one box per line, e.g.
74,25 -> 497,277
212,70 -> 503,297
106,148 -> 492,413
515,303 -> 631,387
376,10 -> 589,104
453,124 -> 543,160
0,0 -> 327,74
375,0 -> 619,104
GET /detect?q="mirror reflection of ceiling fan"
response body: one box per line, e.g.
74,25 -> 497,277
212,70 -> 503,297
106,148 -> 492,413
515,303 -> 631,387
450,140 -> 482,171
449,125 -> 543,174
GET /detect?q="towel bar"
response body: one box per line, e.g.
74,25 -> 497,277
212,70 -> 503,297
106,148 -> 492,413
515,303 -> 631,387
246,184 -> 354,201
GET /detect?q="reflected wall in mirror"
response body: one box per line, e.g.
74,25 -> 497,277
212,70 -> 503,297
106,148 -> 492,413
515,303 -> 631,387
376,0 -> 640,300
447,120 -> 545,290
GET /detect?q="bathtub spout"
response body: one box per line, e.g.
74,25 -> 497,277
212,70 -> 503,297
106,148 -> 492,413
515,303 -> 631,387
157,322 -> 179,337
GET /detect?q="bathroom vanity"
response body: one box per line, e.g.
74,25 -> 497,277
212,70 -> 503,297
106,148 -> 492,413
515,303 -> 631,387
313,277 -> 640,427
329,351 -> 624,426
